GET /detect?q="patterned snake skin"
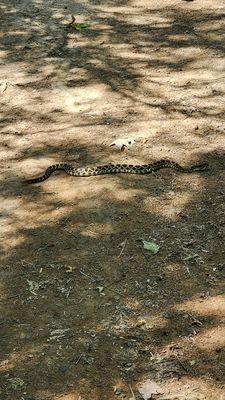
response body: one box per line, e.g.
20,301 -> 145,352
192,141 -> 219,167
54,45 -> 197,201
25,159 -> 208,184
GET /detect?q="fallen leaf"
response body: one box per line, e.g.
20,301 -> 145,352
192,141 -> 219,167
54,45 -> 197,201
141,240 -> 160,254
71,23 -> 90,30
110,138 -> 136,150
137,379 -> 163,400
68,15 -> 90,30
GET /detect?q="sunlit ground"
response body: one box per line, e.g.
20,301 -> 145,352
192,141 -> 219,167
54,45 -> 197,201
1,0 -> 225,399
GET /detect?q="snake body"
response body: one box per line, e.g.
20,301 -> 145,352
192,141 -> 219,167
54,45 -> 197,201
25,159 -> 208,184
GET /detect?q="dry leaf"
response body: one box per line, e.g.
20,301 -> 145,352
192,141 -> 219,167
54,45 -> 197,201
110,138 -> 136,150
137,379 -> 163,400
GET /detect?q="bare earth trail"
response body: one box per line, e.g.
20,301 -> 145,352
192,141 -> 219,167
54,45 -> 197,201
1,1 -> 225,399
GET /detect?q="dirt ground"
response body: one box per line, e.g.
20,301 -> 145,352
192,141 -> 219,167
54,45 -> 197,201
1,0 -> 225,399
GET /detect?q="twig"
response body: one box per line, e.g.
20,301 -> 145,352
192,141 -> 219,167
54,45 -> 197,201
187,313 -> 203,326
175,354 -> 192,373
118,239 -> 127,257
129,383 -> 136,400
80,270 -> 96,282
68,15 -> 76,26
75,353 -> 83,365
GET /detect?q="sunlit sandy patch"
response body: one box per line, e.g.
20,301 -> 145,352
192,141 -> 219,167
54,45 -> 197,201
54,179 -> 144,203
174,295 -> 225,351
177,295 -> 225,318
143,190 -> 192,219
192,326 -> 225,351
0,228 -> 25,253
52,82 -> 109,113
156,376 -> 225,400
54,394 -> 80,400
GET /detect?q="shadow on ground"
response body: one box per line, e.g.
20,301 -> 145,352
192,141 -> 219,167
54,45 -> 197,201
1,1 -> 225,399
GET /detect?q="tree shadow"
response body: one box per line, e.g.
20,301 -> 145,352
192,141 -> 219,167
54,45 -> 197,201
1,148 -> 225,399
1,1 -> 225,399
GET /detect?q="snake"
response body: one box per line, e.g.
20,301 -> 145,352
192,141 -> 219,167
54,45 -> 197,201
25,159 -> 208,184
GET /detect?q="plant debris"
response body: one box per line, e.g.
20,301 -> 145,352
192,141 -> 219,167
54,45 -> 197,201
68,15 -> 90,30
141,239 -> 160,254
110,138 -> 136,150
137,379 -> 163,400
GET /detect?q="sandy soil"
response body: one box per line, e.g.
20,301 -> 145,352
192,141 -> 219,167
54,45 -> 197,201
1,0 -> 225,399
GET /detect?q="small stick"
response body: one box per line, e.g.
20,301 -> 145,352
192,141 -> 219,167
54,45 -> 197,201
75,353 -> 83,365
118,239 -> 127,257
129,383 -> 136,400
68,15 -> 76,26
80,270 -> 96,282
175,354 -> 192,373
187,313 -> 203,326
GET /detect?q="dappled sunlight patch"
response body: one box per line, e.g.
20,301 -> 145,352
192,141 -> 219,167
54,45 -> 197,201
81,222 -> 113,238
0,345 -> 43,372
0,228 -> 25,253
55,179 -> 145,203
172,295 -> 225,352
109,11 -> 172,28
0,197 -> 26,250
143,189 -> 192,220
67,83 -> 107,101
52,81 -> 115,114
11,199 -> 71,227
0,196 -> 71,252
1,2 -> 225,399
154,375 -> 225,400
0,173 -> 146,253
54,394 -> 81,400
177,295 -> 225,318
191,326 -> 225,351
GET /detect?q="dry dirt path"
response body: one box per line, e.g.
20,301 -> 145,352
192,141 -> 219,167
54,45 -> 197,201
1,1 -> 225,399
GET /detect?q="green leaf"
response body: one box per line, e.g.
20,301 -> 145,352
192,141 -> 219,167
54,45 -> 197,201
72,23 -> 90,30
141,240 -> 160,254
